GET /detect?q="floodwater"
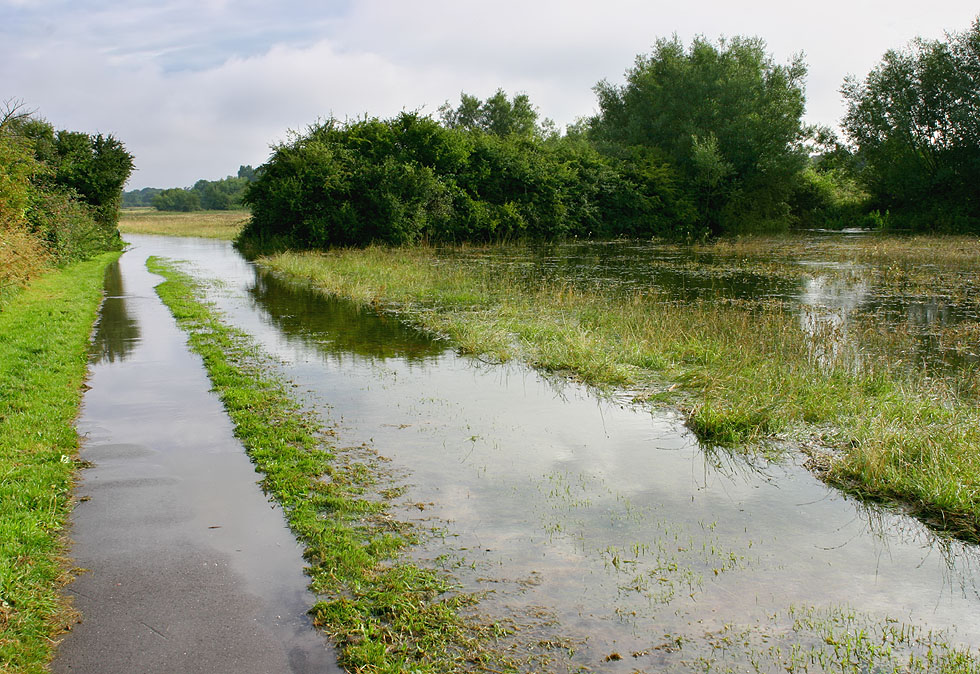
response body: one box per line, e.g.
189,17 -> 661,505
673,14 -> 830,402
435,237 -> 980,373
114,235 -> 980,671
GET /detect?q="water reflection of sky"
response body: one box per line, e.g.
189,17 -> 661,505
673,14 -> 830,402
127,235 -> 980,672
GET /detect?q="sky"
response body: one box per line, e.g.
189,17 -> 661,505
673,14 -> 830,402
2,1 -> 977,190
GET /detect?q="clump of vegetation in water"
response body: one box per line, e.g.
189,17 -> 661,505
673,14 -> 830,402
0,252 -> 120,673
258,239 -> 980,542
148,256 -> 545,673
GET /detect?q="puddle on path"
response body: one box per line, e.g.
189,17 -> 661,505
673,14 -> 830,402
121,234 -> 980,672
56,247 -> 339,673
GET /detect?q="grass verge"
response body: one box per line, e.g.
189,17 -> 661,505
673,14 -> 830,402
0,252 -> 120,674
119,209 -> 248,240
146,256 -> 520,673
257,243 -> 980,541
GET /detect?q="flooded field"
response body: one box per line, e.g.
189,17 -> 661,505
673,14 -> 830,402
124,234 -> 980,672
434,235 -> 980,375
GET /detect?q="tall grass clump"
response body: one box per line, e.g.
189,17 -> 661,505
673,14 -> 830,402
0,221 -> 52,307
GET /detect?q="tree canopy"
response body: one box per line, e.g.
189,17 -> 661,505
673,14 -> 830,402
438,89 -> 541,138
590,35 -> 808,233
0,101 -> 133,296
842,18 -> 980,231
136,166 -> 258,211
237,19 -> 980,248
239,110 -> 691,248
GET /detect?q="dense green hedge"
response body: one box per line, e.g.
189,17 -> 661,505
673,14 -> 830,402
1,105 -> 133,301
239,113 -> 695,248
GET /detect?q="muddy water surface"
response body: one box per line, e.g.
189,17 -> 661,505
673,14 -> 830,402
125,234 -> 980,672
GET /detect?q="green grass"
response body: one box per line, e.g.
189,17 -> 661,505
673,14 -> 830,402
257,243 -> 980,541
0,252 -> 120,674
119,209 -> 248,240
147,257 -> 521,674
686,605 -> 980,673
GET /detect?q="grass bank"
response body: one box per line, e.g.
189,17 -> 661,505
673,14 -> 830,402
119,209 -> 248,240
0,252 -> 120,674
147,257 -> 522,673
258,241 -> 980,540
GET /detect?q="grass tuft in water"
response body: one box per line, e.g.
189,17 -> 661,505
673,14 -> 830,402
694,605 -> 980,674
0,252 -> 120,673
147,256 -> 521,673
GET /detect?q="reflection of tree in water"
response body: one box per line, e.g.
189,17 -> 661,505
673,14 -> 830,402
90,261 -> 140,364
248,270 -> 446,362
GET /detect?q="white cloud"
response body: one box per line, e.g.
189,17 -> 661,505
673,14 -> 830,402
2,0 -> 977,188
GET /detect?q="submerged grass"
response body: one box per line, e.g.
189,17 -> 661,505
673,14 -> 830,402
119,209 -> 248,240
0,252 -> 120,674
686,605 -> 980,673
146,256 -> 521,674
258,242 -> 980,540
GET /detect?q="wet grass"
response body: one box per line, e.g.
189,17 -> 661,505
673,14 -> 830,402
678,605 -> 980,673
0,252 -> 120,674
258,241 -> 980,541
119,208 -> 248,240
147,257 -> 526,673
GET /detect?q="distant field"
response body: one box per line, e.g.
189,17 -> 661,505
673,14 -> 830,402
119,208 -> 249,240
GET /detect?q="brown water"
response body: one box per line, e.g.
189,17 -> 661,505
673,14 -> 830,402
121,234 -> 980,672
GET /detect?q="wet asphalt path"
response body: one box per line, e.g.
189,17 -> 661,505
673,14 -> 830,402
53,246 -> 341,673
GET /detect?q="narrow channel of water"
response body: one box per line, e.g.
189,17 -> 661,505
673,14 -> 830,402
57,243 -> 340,673
122,234 -> 980,671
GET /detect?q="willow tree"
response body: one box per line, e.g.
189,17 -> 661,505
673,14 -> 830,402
590,35 -> 808,234
842,17 -> 980,232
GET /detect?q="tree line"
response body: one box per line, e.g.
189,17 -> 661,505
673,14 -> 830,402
239,18 -> 980,249
123,165 -> 258,211
0,101 -> 133,300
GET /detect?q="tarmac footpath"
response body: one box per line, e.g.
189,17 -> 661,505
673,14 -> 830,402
54,245 -> 342,674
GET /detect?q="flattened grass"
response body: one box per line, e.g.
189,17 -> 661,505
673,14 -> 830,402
119,208 -> 248,240
0,252 -> 120,673
259,243 -> 980,540
147,257 -> 519,673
